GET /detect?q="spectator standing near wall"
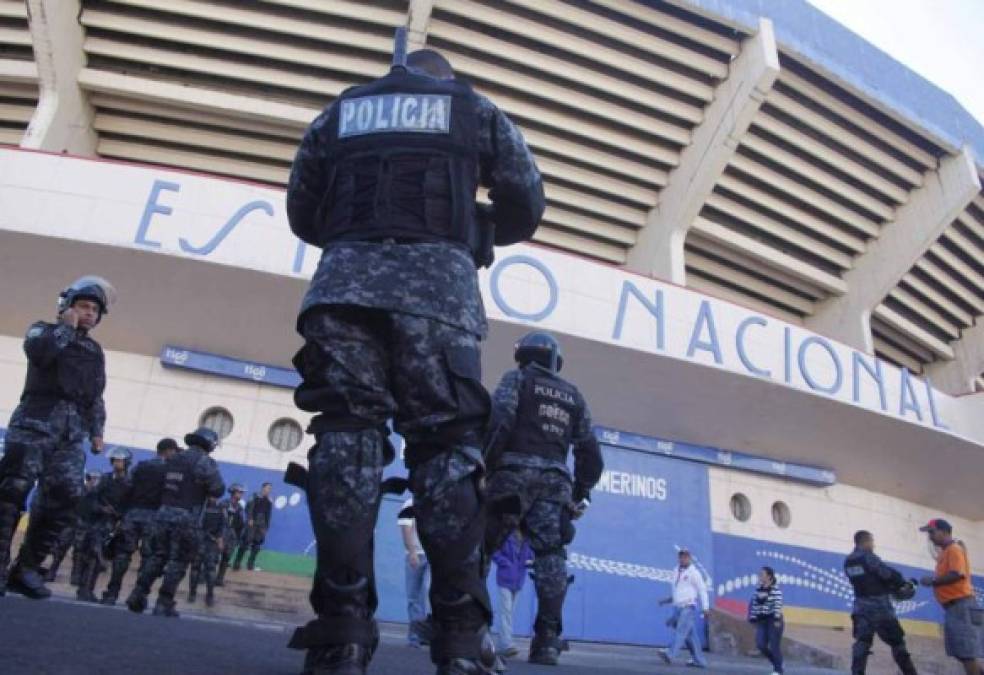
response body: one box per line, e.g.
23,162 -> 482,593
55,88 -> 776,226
749,566 -> 784,675
658,547 -> 710,668
399,496 -> 431,648
920,519 -> 983,675
492,529 -> 533,658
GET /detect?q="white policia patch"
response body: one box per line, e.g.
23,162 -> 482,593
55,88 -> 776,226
339,94 -> 451,137
26,326 -> 44,338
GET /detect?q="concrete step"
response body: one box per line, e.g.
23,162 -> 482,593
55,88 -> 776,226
41,558 -> 314,623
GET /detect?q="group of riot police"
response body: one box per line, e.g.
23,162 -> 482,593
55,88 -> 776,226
0,276 -> 271,619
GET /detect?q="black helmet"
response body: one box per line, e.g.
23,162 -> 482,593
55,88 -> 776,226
107,447 -> 132,465
229,483 -> 245,495
184,426 -> 220,452
892,579 -> 918,602
58,276 -> 117,322
514,332 -> 563,372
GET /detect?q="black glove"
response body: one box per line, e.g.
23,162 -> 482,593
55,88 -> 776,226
572,484 -> 591,504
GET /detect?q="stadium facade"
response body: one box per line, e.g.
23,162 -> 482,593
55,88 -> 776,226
1,0 -> 984,646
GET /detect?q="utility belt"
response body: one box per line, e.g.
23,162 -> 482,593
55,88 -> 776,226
499,447 -> 568,466
323,219 -> 492,268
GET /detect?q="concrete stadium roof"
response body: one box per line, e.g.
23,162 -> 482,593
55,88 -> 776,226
677,0 -> 984,164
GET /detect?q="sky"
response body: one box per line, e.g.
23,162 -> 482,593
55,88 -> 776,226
807,0 -> 984,126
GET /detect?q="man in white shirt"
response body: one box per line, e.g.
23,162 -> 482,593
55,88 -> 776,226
398,497 -> 431,648
658,548 -> 710,668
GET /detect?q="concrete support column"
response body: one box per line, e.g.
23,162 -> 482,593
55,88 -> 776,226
406,0 -> 436,50
806,147 -> 980,353
21,0 -> 97,154
927,320 -> 984,395
625,18 -> 779,283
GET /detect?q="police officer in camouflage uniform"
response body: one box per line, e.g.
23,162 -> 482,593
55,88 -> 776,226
126,427 -> 224,617
77,447 -> 131,601
0,276 -> 115,598
484,332 -> 603,666
188,495 -> 226,606
216,483 -> 245,586
101,437 -> 178,605
235,482 -> 273,571
844,530 -> 919,675
285,35 -> 544,675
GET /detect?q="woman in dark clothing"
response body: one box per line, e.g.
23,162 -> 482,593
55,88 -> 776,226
749,565 -> 784,675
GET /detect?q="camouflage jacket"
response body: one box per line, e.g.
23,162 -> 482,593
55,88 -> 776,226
287,89 -> 544,338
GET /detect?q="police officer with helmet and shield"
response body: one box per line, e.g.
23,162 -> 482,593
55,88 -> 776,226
484,332 -> 604,666
126,426 -> 224,617
844,530 -> 919,674
0,275 -> 115,599
285,26 -> 544,675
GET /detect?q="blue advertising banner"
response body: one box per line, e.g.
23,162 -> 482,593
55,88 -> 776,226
160,345 -> 301,389
712,533 -> 984,625
596,425 -> 836,487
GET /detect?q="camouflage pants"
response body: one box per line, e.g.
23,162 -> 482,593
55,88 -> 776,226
220,526 -> 244,570
106,507 -> 156,596
485,466 -> 573,636
75,519 -> 111,594
189,532 -> 222,595
135,507 -> 197,607
48,516 -> 78,573
233,524 -> 267,568
851,597 -> 916,675
290,306 -> 491,660
0,404 -> 86,570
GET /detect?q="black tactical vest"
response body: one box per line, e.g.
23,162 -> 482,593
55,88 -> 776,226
224,500 -> 245,533
97,472 -> 131,516
129,458 -> 167,510
845,550 -> 894,598
22,323 -> 105,407
320,69 -> 482,259
161,449 -> 208,511
250,495 -> 272,527
201,501 -> 225,536
507,367 -> 581,463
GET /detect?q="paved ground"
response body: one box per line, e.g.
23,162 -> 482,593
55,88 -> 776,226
0,593 -> 846,675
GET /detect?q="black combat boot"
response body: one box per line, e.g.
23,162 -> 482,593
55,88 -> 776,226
7,543 -> 52,601
301,644 -> 373,675
153,597 -> 180,618
7,564 -> 52,599
247,548 -> 258,570
188,588 -> 197,603
125,587 -> 148,613
528,631 -> 564,666
205,589 -> 215,607
101,590 -> 118,606
434,626 -> 498,675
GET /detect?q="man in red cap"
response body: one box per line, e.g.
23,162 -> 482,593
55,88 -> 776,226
919,519 -> 982,675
